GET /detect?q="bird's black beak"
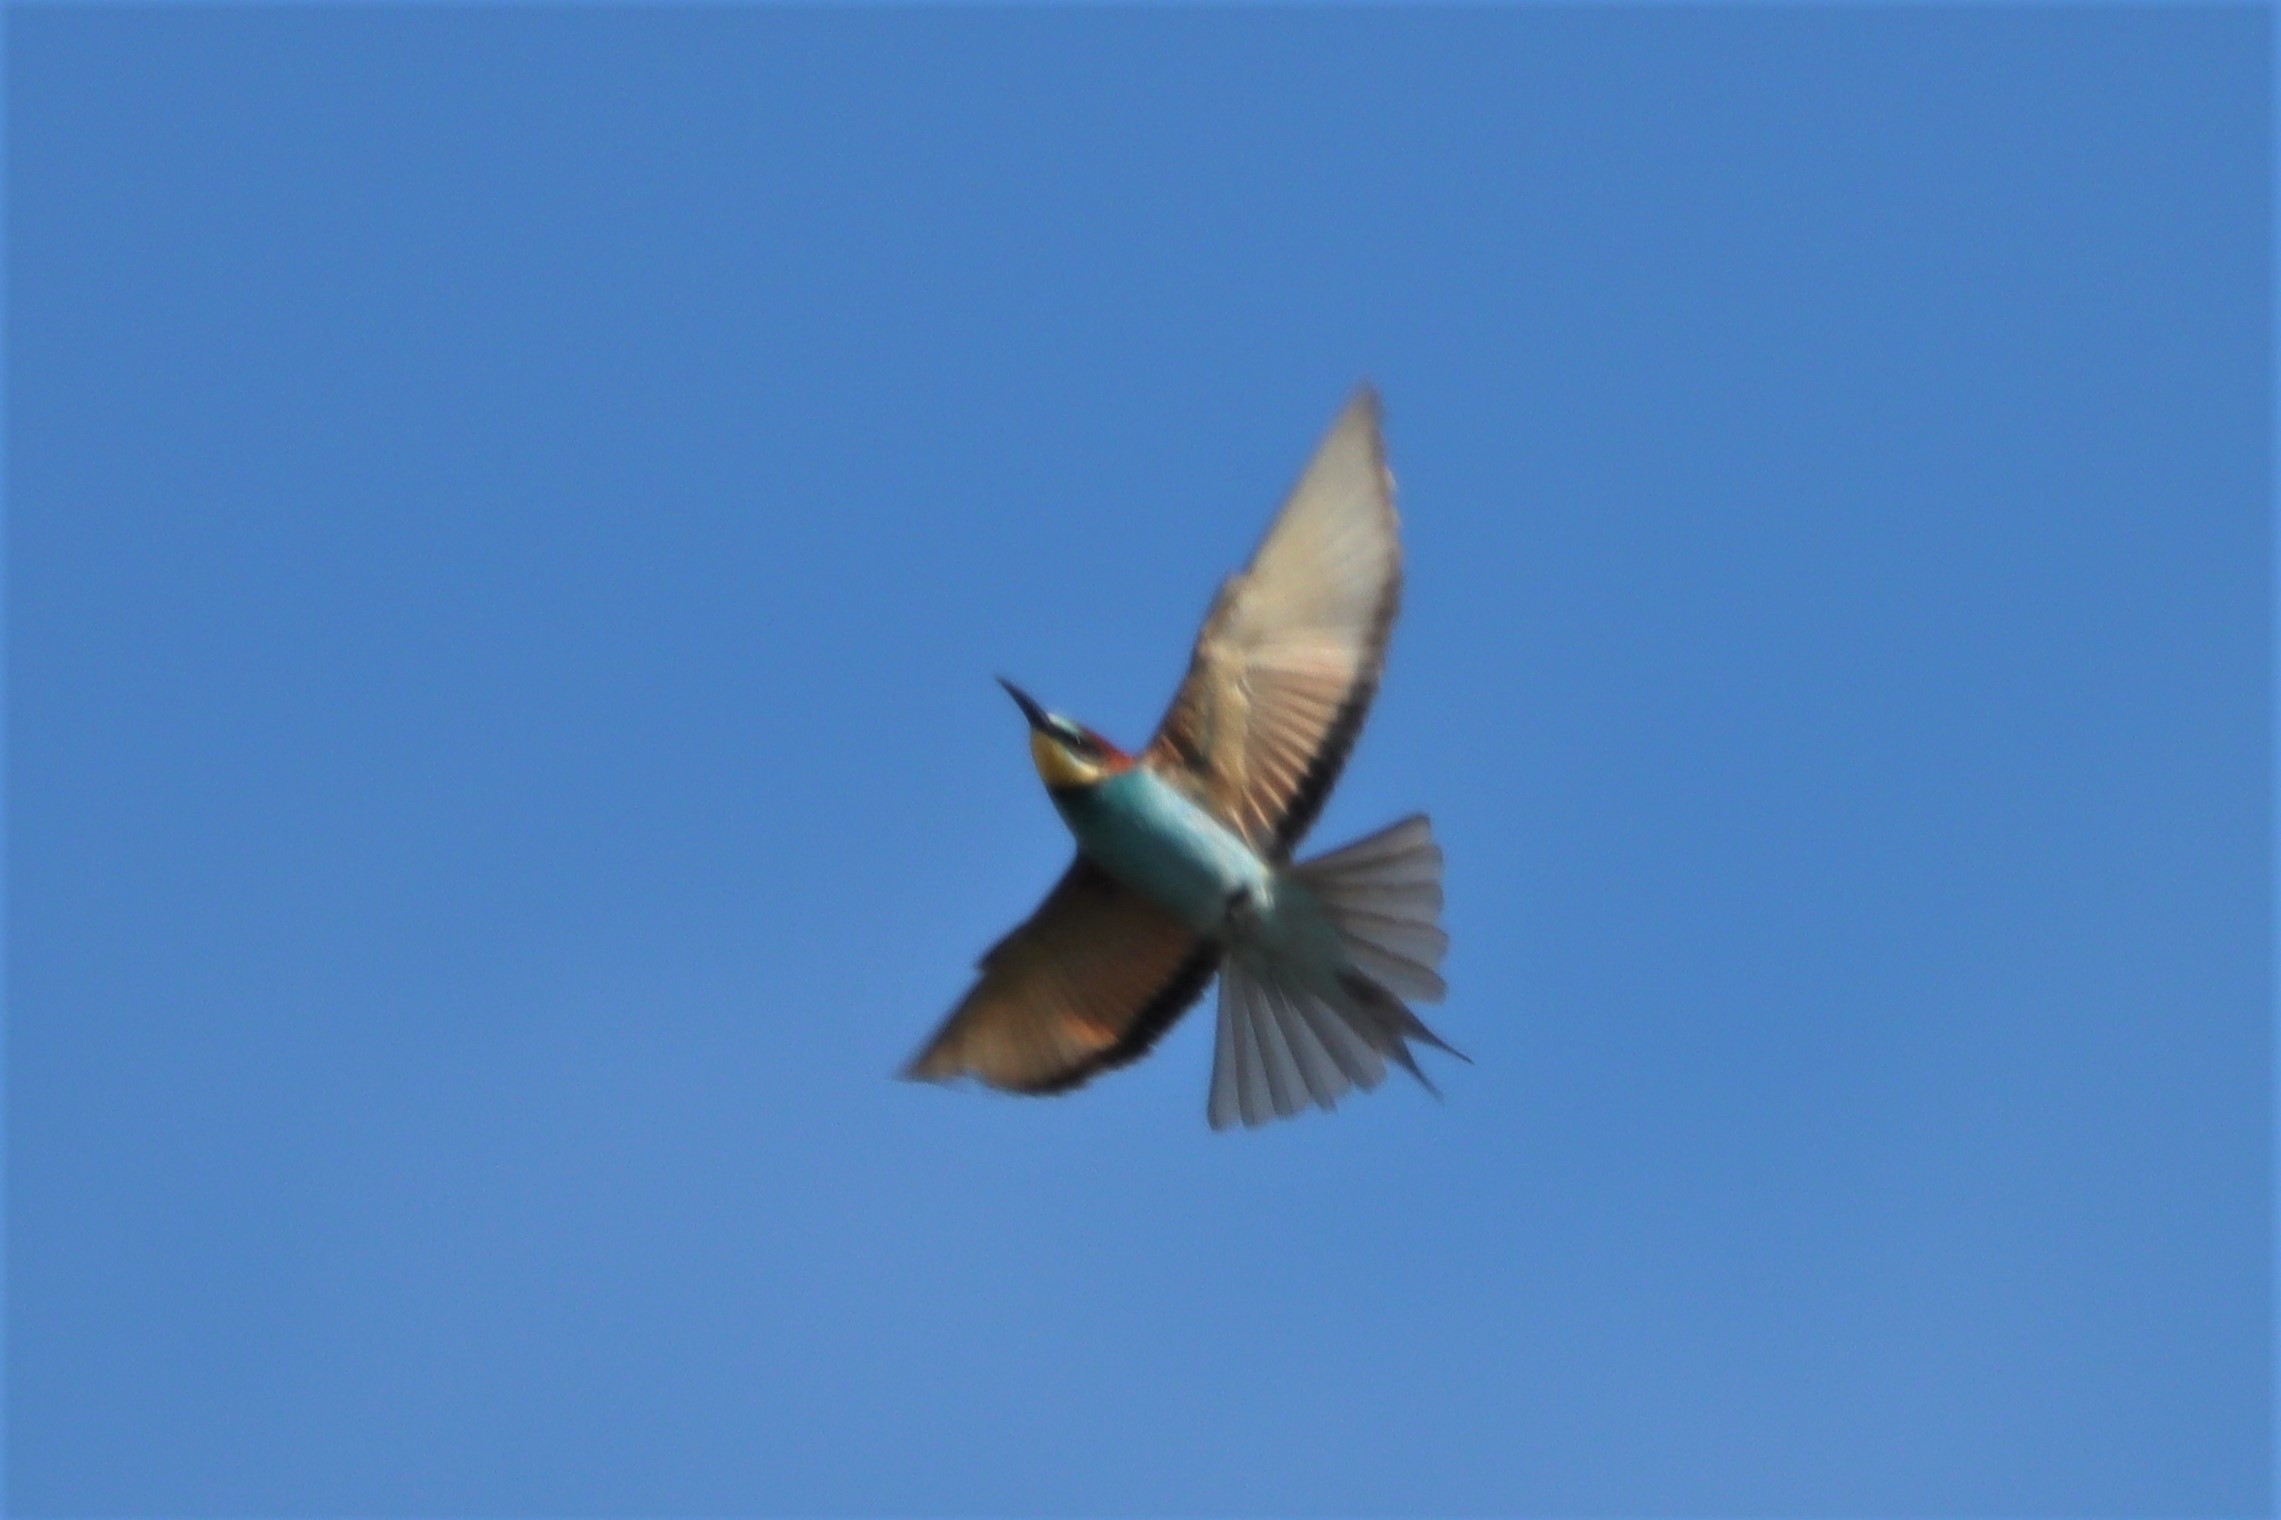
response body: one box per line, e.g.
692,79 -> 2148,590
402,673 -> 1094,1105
997,677 -> 1053,733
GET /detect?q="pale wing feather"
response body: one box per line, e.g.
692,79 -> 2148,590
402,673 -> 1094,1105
1147,387 -> 1403,855
903,857 -> 1219,1094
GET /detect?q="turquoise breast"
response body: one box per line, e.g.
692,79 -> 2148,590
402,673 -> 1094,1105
1053,769 -> 1270,935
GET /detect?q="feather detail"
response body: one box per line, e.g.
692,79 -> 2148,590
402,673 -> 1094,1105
904,856 -> 1219,1094
1145,386 -> 1403,857
1207,814 -> 1461,1130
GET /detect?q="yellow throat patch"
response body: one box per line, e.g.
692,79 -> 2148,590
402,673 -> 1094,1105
1030,729 -> 1104,790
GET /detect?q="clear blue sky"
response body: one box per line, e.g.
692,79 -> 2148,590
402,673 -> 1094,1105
9,8 -> 2269,1515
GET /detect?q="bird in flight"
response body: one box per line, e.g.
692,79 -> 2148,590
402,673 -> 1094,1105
902,386 -> 1461,1129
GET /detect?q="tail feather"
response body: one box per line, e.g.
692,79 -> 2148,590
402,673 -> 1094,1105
1301,813 -> 1438,871
1230,971 -> 1268,1127
1248,975 -> 1307,1122
1213,961 -> 1367,1129
1212,967 -> 1310,1129
1209,979 -> 1245,1131
1343,939 -> 1448,1004
1264,978 -> 1348,1109
1298,813 -> 1450,1004
1283,976 -> 1385,1093
1206,815 -> 1463,1131
1329,906 -> 1450,966
1336,968 -> 1468,1066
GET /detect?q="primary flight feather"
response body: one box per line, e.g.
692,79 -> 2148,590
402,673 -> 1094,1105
902,386 -> 1461,1129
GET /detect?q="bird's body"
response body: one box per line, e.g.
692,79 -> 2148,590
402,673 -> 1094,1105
904,386 -> 1460,1128
1053,766 -> 1370,1037
1049,765 -> 1270,937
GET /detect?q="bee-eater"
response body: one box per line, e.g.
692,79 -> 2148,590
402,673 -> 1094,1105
903,386 -> 1461,1129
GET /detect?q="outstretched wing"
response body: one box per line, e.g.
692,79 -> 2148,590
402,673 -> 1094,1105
903,856 -> 1222,1094
1144,386 -> 1402,858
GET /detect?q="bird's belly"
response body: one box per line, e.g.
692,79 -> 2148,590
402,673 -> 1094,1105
1056,772 -> 1270,935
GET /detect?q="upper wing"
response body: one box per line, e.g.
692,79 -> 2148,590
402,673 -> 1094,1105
1144,385 -> 1402,857
902,856 -> 1222,1094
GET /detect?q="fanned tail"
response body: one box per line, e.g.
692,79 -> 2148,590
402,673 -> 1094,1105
1208,814 -> 1465,1131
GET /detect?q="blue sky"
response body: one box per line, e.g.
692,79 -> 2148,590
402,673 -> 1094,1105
8,8 -> 2270,1515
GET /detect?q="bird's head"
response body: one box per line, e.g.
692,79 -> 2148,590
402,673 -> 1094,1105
999,678 -> 1131,791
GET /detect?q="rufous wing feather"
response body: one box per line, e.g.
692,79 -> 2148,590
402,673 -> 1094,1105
902,856 -> 1222,1094
1145,385 -> 1403,857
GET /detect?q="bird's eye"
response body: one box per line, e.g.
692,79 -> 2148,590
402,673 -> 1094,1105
1048,718 -> 1090,753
